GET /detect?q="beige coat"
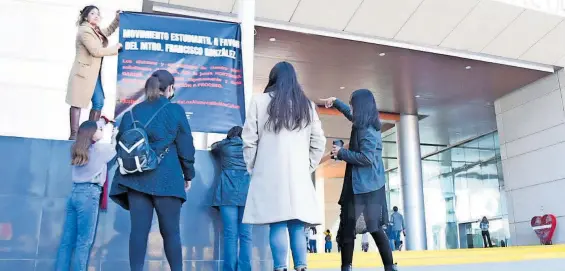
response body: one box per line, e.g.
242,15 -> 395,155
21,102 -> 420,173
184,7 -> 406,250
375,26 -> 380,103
65,18 -> 120,108
242,93 -> 326,225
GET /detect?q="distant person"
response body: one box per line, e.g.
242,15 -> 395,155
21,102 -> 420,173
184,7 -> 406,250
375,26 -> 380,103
110,70 -> 196,271
66,5 -> 122,139
390,206 -> 405,251
324,229 -> 333,253
55,120 -> 117,271
361,233 -> 369,252
480,217 -> 493,248
210,126 -> 252,271
242,61 -> 326,271
309,227 -> 318,253
321,91 -> 397,271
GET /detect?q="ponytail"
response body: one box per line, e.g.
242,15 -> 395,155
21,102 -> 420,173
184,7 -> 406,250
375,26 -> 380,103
145,76 -> 161,101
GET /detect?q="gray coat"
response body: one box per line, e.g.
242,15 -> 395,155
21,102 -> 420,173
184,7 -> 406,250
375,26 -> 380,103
241,93 -> 326,225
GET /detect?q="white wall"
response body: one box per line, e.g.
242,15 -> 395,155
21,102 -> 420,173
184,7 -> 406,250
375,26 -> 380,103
495,69 -> 565,245
0,0 -> 143,140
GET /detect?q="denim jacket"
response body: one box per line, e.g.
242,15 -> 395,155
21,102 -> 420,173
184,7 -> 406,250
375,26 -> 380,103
211,137 -> 250,207
334,99 -> 386,194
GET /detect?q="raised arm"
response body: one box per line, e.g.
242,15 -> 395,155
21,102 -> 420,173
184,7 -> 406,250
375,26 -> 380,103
79,27 -> 120,57
174,105 -> 196,181
101,12 -> 120,37
210,140 -> 225,156
332,99 -> 353,122
242,98 -> 259,173
309,106 -> 326,172
320,97 -> 353,122
337,128 -> 377,166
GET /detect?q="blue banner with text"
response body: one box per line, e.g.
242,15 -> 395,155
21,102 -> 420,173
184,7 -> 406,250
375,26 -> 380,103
116,12 -> 245,133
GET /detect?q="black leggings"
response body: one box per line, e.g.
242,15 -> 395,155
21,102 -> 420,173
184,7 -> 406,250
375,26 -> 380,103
128,190 -> 183,271
340,229 -> 393,267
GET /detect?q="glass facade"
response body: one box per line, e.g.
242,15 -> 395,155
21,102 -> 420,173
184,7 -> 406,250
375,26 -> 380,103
385,131 -> 509,250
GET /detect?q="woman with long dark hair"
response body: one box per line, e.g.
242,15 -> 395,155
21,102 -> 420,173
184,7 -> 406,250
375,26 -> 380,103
66,5 -> 122,139
211,126 -> 252,271
110,70 -> 196,271
55,120 -> 116,271
242,61 -> 326,271
321,90 -> 397,271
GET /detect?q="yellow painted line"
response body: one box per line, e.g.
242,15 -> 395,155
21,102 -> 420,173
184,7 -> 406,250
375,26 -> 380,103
306,245 -> 565,269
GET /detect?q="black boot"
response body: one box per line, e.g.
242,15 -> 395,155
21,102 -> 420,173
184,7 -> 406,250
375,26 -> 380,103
341,265 -> 351,271
89,109 -> 101,121
296,268 -> 307,271
69,107 -> 81,140
384,263 -> 398,271
274,269 -> 287,271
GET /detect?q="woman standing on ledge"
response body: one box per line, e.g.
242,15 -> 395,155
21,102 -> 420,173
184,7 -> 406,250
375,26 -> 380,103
66,5 -> 122,139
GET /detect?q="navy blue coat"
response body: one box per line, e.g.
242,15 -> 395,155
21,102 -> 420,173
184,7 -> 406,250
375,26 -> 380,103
334,99 -> 386,194
110,97 -> 196,210
210,137 -> 250,207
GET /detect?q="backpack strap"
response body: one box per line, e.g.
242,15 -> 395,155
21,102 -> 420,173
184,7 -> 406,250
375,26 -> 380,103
129,111 -> 137,129
144,103 -> 169,128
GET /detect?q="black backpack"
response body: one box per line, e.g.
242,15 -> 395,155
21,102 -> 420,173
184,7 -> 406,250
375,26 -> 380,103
117,103 -> 169,175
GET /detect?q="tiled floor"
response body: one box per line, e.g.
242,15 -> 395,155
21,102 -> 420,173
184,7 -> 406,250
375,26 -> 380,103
312,258 -> 565,271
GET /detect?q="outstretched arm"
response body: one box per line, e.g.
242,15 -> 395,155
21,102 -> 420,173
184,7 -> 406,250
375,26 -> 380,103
320,97 -> 353,122
101,11 -> 120,37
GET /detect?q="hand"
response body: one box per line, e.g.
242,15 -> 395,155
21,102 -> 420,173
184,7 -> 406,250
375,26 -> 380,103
331,145 -> 341,158
319,97 -> 337,108
116,43 -> 123,50
110,127 -> 119,144
184,180 -> 192,191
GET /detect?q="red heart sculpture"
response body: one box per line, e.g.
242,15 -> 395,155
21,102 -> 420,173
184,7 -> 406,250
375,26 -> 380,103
531,214 -> 557,245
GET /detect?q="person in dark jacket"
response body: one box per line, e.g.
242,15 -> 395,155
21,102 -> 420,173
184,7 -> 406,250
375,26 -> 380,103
110,70 -> 195,271
321,90 -> 397,271
210,126 -> 252,271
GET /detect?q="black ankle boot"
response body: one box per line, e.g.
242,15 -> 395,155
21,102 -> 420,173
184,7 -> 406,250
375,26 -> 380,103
384,263 -> 398,271
274,268 -> 287,271
341,265 -> 352,271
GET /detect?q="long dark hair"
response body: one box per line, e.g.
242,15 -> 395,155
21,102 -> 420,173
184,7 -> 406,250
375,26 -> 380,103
145,70 -> 175,101
71,121 -> 98,166
77,5 -> 98,25
227,126 -> 243,139
264,62 -> 312,133
350,89 -> 381,130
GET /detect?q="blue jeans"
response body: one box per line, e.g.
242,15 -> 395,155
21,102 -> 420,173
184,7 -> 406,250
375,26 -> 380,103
324,241 -> 332,253
91,74 -> 104,111
55,183 -> 101,271
309,240 -> 317,253
270,220 -> 307,269
220,206 -> 253,271
391,230 -> 401,251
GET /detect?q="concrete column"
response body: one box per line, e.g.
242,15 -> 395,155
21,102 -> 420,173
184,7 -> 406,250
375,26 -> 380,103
238,0 -> 255,111
397,114 -> 427,250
